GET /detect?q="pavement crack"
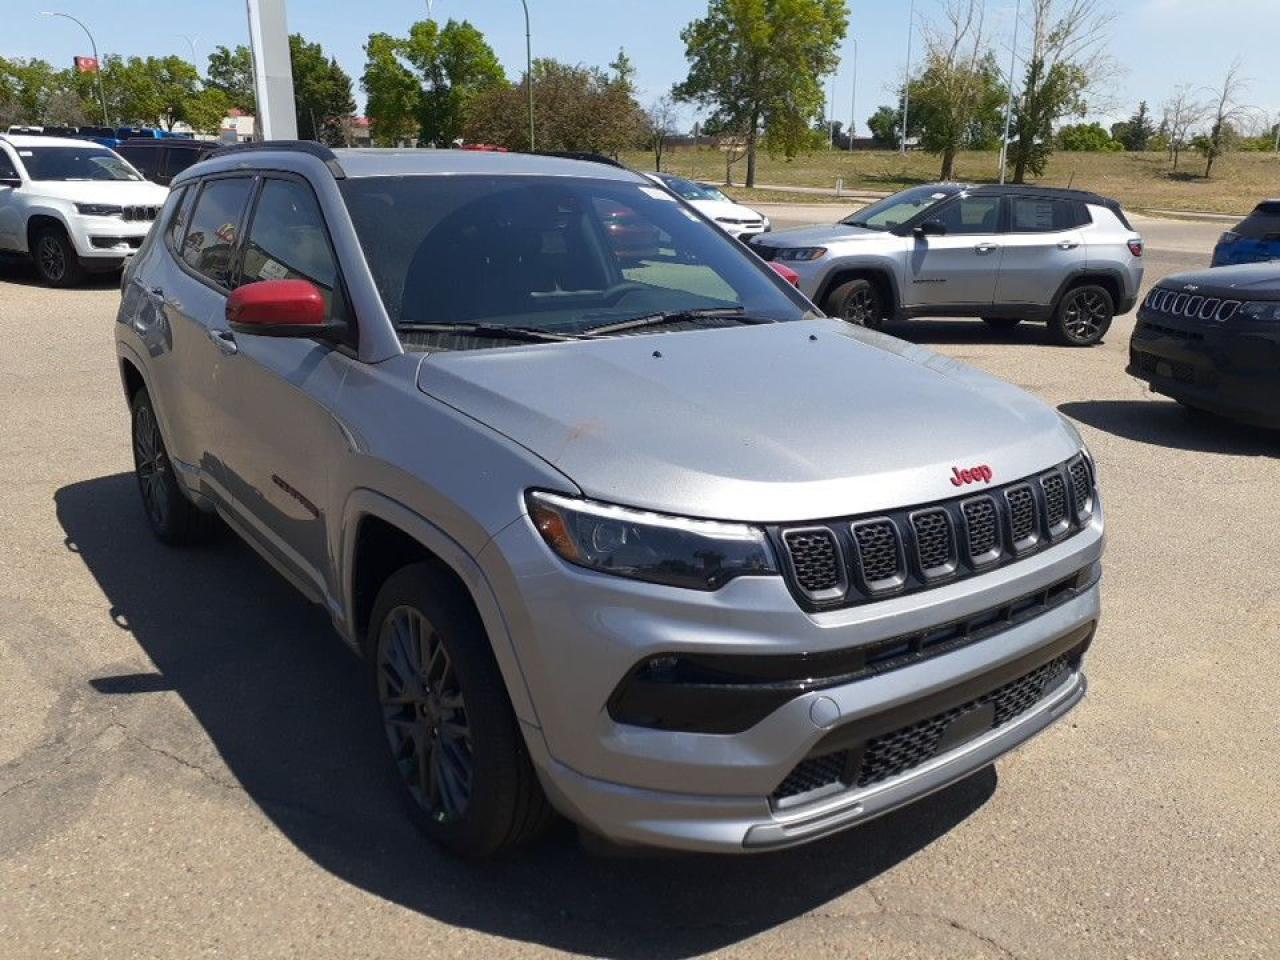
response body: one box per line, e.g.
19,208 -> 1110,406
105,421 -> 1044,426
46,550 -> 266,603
0,721 -> 128,799
938,916 -> 1021,960
125,735 -> 237,790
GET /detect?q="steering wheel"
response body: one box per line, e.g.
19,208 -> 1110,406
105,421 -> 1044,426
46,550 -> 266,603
598,281 -> 646,306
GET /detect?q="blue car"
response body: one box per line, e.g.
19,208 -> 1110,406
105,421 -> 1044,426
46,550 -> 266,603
1212,200 -> 1280,266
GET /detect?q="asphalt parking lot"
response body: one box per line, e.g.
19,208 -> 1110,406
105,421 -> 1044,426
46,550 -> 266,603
1,211 -> 1276,959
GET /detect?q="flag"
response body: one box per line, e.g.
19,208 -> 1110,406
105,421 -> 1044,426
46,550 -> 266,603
74,56 -> 100,73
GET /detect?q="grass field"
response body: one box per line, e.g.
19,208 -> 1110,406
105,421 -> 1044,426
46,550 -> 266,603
618,147 -> 1279,215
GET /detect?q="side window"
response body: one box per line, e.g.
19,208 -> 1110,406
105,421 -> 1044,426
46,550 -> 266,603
1010,198 -> 1083,233
120,146 -> 158,179
181,177 -> 254,287
933,196 -> 1002,235
165,185 -> 193,247
163,149 -> 200,179
0,148 -> 19,180
239,178 -> 346,320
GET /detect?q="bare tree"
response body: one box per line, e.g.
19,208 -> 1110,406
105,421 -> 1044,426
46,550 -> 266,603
1202,59 -> 1251,177
646,95 -> 679,171
1161,85 -> 1207,170
1006,0 -> 1119,182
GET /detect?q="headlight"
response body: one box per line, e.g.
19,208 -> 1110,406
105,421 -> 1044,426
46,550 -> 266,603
526,491 -> 778,590
75,202 -> 124,217
774,246 -> 827,261
1235,301 -> 1280,323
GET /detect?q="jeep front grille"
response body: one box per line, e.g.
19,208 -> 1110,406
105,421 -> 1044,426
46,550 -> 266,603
122,205 -> 161,222
775,455 -> 1094,610
1143,287 -> 1240,322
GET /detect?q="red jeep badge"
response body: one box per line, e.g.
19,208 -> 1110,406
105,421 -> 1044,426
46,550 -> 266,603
950,464 -> 993,486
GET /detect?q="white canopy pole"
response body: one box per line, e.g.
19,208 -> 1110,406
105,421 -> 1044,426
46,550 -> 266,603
246,0 -> 297,140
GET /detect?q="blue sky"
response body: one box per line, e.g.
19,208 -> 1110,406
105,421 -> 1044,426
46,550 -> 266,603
8,0 -> 1279,134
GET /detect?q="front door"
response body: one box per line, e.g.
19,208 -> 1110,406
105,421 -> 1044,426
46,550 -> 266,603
902,194 -> 1003,309
209,175 -> 355,603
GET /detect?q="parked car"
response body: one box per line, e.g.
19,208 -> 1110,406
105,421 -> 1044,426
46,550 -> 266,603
751,183 -> 1144,346
1126,262 -> 1280,427
645,171 -> 771,240
1211,200 -> 1280,267
117,138 -> 220,186
0,134 -> 168,286
116,142 -> 1103,856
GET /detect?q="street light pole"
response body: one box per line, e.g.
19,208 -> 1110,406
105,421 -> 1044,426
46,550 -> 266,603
42,11 -> 108,126
998,0 -> 1021,184
520,0 -> 534,151
899,0 -> 915,155
829,74 -> 836,149
847,37 -> 858,151
175,34 -> 198,71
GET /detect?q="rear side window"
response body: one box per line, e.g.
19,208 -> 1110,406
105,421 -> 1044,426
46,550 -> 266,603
119,146 -> 160,180
0,148 -> 18,179
239,177 -> 346,321
1234,203 -> 1280,240
163,148 -> 203,179
181,177 -> 254,287
1010,197 -> 1085,232
166,185 -> 193,247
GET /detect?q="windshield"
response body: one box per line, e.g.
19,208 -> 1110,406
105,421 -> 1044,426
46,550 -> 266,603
656,175 -> 714,201
17,146 -> 141,182
340,174 -> 811,349
841,185 -> 960,231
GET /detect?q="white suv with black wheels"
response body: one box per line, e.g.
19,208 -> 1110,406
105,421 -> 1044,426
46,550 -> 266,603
752,184 -> 1144,346
0,135 -> 168,286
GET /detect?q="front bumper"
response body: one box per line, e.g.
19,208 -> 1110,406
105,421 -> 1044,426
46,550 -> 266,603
1127,311 -> 1280,428
483,501 -> 1104,851
68,214 -> 155,260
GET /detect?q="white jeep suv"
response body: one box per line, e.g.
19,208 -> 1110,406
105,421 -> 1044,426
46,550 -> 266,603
0,135 -> 169,286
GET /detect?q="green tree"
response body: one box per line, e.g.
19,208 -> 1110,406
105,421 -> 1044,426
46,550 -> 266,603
909,1 -> 1006,179
185,87 -> 231,134
462,58 -> 645,154
1121,100 -> 1154,151
1056,121 -> 1118,151
402,19 -> 506,144
866,104 -> 901,147
1007,0 -> 1115,182
1202,59 -> 1249,178
289,35 -> 355,144
674,0 -> 849,188
0,57 -> 72,125
361,33 -> 421,145
206,45 -> 255,113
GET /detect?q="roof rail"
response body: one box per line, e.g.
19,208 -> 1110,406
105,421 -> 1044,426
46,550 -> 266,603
536,151 -> 627,169
209,139 -> 346,178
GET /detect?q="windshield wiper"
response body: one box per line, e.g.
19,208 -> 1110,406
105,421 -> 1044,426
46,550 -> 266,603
397,322 -> 580,344
581,308 -> 775,337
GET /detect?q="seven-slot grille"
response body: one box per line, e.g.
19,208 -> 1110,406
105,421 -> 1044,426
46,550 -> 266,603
122,205 -> 161,222
1143,286 -> 1240,322
776,455 -> 1094,609
770,654 -> 1073,804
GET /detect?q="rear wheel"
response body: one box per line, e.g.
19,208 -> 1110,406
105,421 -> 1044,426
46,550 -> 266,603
130,390 -> 213,545
825,277 -> 885,330
1050,284 -> 1113,346
31,225 -> 85,288
367,563 -> 551,857
982,317 -> 1022,332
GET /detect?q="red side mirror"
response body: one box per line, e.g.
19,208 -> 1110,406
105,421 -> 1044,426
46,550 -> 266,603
226,279 -> 330,336
766,261 -> 801,287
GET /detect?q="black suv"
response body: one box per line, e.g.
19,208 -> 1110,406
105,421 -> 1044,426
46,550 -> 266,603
1127,262 -> 1280,427
116,138 -> 220,186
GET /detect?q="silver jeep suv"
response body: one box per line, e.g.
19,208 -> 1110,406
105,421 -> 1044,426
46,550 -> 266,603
115,144 -> 1104,856
752,183 -> 1144,346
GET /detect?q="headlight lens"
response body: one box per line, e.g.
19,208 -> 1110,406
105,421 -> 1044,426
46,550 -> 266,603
774,246 -> 827,262
1235,301 -> 1280,323
526,491 -> 778,590
75,202 -> 124,217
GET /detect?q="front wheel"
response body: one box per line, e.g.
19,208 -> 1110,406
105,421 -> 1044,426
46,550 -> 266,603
130,390 -> 213,545
31,225 -> 85,288
825,278 -> 885,330
1050,285 -> 1113,346
368,563 -> 550,857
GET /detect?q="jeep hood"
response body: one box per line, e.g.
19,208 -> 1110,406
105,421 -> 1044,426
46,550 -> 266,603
757,223 -> 883,247
416,319 -> 1080,522
1160,263 -> 1280,300
23,180 -> 169,205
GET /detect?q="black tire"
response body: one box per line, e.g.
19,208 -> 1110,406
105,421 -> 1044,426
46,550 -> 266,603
366,563 -> 551,857
130,390 -> 214,545
1050,284 -> 1113,346
31,224 -> 86,288
825,277 -> 886,329
982,317 -> 1022,332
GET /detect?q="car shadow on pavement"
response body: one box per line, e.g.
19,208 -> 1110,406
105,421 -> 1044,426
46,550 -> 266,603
884,319 -> 1060,346
1059,400 -> 1280,455
0,257 -> 122,290
56,472 -> 997,960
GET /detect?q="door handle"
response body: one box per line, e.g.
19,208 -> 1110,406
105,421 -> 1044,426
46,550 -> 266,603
974,243 -> 999,254
1057,240 -> 1079,250
147,285 -> 164,297
207,328 -> 238,355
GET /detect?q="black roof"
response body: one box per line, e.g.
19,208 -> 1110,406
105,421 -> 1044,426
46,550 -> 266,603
968,183 -> 1115,205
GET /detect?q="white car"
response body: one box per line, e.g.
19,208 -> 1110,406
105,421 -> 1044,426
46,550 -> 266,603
0,135 -> 169,286
645,171 -> 771,240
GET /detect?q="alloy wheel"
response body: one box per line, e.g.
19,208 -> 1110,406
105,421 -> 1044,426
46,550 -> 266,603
1062,289 -> 1110,342
132,403 -> 170,531
37,235 -> 66,282
841,286 -> 879,327
377,605 -> 472,823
